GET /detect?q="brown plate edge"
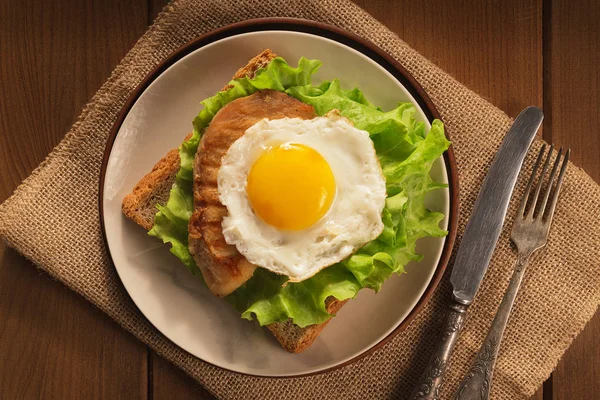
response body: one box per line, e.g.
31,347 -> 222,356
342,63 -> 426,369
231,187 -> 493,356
98,17 -> 460,379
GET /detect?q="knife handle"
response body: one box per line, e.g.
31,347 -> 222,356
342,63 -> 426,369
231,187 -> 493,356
409,301 -> 469,400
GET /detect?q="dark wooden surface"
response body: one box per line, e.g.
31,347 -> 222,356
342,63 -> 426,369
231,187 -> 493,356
0,0 -> 598,398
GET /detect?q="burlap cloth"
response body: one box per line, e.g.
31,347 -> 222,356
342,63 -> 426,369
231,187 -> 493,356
1,0 -> 599,398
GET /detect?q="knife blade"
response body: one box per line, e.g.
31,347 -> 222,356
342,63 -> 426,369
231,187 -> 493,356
410,106 -> 543,400
450,106 -> 543,305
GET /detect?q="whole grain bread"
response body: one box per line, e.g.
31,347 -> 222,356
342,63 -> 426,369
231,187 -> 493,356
121,49 -> 347,353
267,297 -> 348,353
122,137 -> 189,230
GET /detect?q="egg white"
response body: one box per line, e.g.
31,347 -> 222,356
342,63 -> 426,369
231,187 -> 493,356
218,113 -> 386,282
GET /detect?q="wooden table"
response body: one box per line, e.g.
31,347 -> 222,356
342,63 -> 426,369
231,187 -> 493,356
1,1 -> 598,398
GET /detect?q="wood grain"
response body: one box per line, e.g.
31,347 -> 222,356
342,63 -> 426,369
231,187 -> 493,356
0,0 -> 149,399
353,0 -> 543,119
147,0 -> 212,396
530,386 -> 545,400
544,0 -> 600,399
353,1 -> 545,397
149,0 -> 170,23
0,0 -> 148,195
152,354 -> 215,399
0,245 -> 148,399
544,0 -> 600,183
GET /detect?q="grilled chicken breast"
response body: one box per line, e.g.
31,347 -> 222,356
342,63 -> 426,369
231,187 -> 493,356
188,90 -> 316,296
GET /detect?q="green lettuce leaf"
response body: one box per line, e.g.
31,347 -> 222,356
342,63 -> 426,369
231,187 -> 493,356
148,57 -> 450,328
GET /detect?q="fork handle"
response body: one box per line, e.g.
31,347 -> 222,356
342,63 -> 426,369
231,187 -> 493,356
455,254 -> 530,400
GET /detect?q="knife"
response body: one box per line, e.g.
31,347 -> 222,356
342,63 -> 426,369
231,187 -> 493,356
409,107 -> 543,400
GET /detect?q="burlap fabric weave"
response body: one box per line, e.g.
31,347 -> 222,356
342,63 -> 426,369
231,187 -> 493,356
1,0 -> 599,398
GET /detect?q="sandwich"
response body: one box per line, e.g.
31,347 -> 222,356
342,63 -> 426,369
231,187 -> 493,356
122,49 -> 450,353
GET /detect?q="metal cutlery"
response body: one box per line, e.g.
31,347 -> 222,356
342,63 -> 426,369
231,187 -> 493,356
455,145 -> 570,399
409,107 -> 543,400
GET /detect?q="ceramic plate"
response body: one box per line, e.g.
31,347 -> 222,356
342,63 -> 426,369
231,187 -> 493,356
100,19 -> 458,377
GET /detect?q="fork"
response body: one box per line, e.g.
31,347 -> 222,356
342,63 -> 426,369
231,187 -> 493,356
454,144 -> 570,400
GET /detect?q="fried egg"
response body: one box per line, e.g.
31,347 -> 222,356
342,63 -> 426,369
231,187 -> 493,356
218,112 -> 386,282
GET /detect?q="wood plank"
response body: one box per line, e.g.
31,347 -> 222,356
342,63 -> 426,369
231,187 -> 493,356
531,386 -> 545,400
146,1 -> 214,396
145,1 -> 215,398
545,0 -> 600,183
149,0 -> 170,23
354,0 -> 543,119
152,354 -> 215,399
554,316 -> 600,400
0,0 -> 149,194
353,1 -> 546,398
0,0 -> 150,398
0,245 -> 148,399
544,0 -> 600,399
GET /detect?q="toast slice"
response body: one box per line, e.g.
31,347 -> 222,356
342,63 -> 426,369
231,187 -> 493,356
121,49 -> 347,353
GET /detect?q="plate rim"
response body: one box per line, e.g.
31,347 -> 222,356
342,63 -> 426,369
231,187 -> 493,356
98,17 -> 460,378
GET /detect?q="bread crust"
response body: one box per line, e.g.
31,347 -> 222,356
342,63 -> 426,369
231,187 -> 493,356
121,49 -> 348,353
267,297 -> 349,353
122,134 -> 191,230
222,49 -> 276,91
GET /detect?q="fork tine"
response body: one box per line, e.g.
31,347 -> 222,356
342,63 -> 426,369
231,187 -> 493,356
518,145 -> 546,216
545,148 -> 570,223
527,144 -> 554,218
539,147 -> 563,217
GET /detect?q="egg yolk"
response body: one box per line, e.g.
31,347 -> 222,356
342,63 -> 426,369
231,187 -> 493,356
247,143 -> 336,231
